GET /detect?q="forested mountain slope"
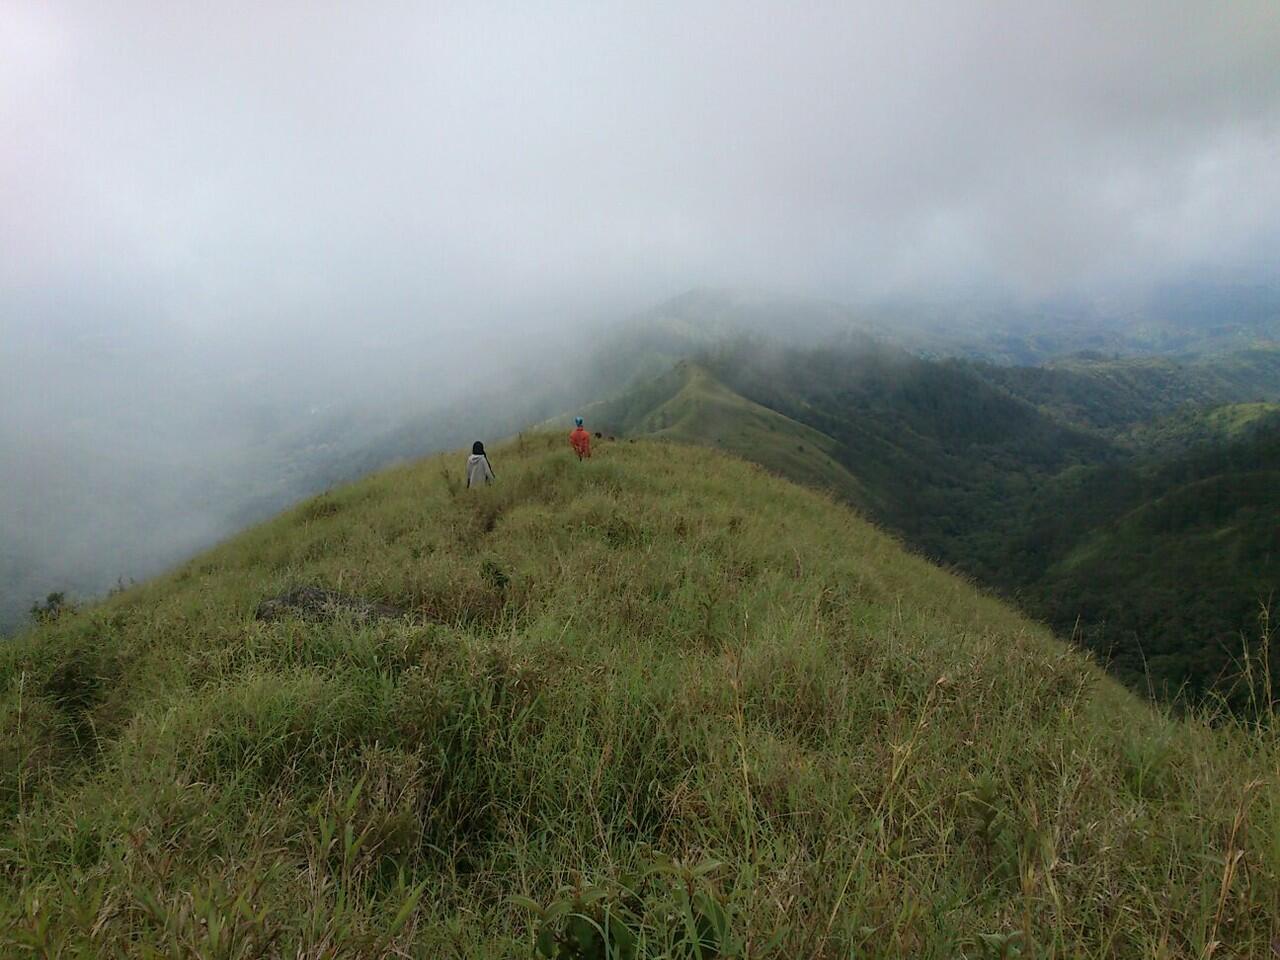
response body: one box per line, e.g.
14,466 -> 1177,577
1012,420 -> 1280,692
974,347 -> 1280,433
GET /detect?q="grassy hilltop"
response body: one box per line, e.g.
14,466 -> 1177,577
2,436 -> 1278,956
586,346 -> 1280,701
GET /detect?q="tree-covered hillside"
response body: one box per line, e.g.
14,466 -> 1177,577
974,348 -> 1280,433
1009,421 -> 1280,695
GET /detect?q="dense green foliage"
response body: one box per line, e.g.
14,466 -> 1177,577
975,349 -> 1280,433
3,437 -> 1278,955
1011,423 -> 1280,694
1120,402 -> 1280,455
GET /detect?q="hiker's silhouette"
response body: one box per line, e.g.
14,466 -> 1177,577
569,418 -> 592,459
466,441 -> 495,487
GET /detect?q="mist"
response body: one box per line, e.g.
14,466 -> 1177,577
3,1 -> 1279,629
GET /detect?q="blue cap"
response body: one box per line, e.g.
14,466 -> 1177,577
574,417 -> 584,427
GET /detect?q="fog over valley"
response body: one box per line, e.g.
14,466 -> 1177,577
3,1 -> 1279,630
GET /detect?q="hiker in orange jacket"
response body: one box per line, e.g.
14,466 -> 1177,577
569,417 -> 592,459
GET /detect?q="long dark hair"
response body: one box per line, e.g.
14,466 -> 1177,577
472,441 -> 485,455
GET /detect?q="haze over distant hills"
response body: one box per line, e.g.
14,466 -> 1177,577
6,3 -> 1280,948
4,281 -> 1279,662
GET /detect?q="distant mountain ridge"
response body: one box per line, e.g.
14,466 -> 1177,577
6,282 -> 1278,637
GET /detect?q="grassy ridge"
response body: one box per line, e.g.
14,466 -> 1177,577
589,362 -> 870,507
2,436 -> 1277,956
590,345 -> 1277,701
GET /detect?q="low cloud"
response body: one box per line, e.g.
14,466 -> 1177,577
2,1 -> 1278,625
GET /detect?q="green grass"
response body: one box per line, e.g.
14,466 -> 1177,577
586,346 -> 1277,703
588,362 -> 870,507
2,435 -> 1277,956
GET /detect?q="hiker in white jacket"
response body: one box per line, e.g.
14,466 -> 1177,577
466,441 -> 495,488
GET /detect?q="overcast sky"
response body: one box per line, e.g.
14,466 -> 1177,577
4,0 -> 1279,342
2,1 -> 1279,626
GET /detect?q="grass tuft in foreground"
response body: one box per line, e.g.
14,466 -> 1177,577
1,434 -> 1277,956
